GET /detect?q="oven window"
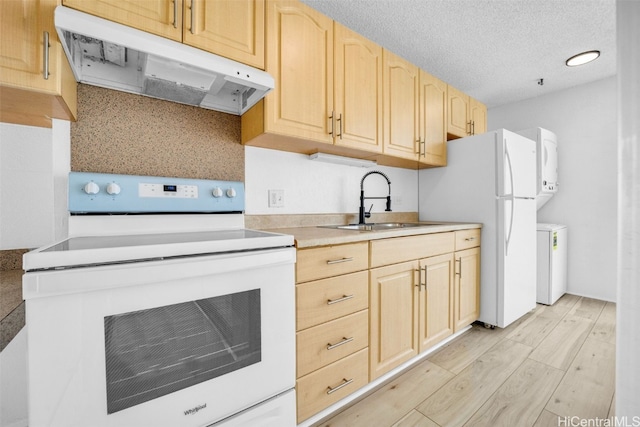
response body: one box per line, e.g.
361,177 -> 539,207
104,290 -> 261,414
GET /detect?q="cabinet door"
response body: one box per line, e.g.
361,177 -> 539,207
2,0 -> 60,92
62,0 -> 182,41
369,261 -> 419,380
382,50 -> 419,160
184,0 -> 264,69
1,0 -> 77,126
264,0 -> 334,144
419,70 -> 447,166
447,84 -> 469,139
333,23 -> 382,153
418,253 -> 454,351
469,96 -> 487,135
454,247 -> 480,331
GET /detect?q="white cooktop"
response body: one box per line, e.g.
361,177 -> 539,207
24,229 -> 293,271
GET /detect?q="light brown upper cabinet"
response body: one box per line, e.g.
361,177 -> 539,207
382,50 -> 419,161
419,71 -> 448,166
447,84 -> 487,139
62,0 -> 265,69
244,0 -> 334,144
240,0 -> 487,169
333,23 -> 383,153
0,0 -> 77,128
469,96 -> 487,135
382,50 -> 447,167
243,1 -> 382,155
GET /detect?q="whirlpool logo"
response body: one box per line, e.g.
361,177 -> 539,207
184,403 -> 207,416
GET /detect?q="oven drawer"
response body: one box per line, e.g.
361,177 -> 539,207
455,228 -> 481,251
296,242 -> 369,283
296,348 -> 369,423
296,270 -> 368,331
296,309 -> 368,377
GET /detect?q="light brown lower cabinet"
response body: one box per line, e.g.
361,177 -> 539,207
419,253 -> 455,349
295,242 -> 370,423
369,260 -> 420,380
296,348 -> 369,422
296,309 -> 369,378
369,251 -> 456,380
454,246 -> 481,331
295,228 -> 480,421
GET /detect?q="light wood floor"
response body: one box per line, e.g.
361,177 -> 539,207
318,294 -> 616,427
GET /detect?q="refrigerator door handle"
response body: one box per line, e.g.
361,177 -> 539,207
505,196 -> 515,257
503,139 -> 516,257
504,138 -> 515,197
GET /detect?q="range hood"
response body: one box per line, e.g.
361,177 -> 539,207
54,6 -> 274,115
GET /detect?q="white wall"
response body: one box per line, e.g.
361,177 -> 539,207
245,146 -> 418,215
0,120 -> 70,249
488,76 -> 617,302
616,0 -> 640,416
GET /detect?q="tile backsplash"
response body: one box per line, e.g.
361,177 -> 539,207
71,84 -> 244,181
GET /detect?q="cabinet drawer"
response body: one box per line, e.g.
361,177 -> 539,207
296,348 -> 369,423
297,270 -> 368,331
297,310 -> 368,377
455,228 -> 481,250
297,242 -> 369,283
370,232 -> 455,267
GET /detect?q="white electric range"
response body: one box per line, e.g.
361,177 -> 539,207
22,172 -> 297,427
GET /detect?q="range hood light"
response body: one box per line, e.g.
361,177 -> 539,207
565,50 -> 600,67
309,153 -> 377,168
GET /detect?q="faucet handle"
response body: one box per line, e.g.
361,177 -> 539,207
365,204 -> 373,219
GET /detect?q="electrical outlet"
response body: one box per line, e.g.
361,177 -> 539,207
392,195 -> 403,206
268,189 -> 284,207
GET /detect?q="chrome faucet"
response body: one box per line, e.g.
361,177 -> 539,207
359,171 -> 392,224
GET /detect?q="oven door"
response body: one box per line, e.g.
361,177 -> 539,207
23,247 -> 296,427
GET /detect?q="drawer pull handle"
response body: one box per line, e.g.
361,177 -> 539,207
464,237 -> 476,241
327,294 -> 354,305
326,378 -> 354,395
326,336 -> 354,350
326,257 -> 354,265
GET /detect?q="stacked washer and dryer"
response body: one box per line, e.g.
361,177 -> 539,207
516,128 -> 567,305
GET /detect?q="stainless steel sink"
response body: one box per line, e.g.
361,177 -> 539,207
320,222 -> 447,231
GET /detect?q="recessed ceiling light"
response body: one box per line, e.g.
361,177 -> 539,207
566,50 -> 600,67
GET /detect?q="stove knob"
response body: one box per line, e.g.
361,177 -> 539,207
106,183 -> 121,195
226,188 -> 237,198
83,182 -> 100,195
212,187 -> 224,198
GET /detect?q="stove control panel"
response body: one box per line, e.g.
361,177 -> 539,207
69,172 -> 245,214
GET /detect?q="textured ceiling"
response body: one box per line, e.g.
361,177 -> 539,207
300,0 -> 616,108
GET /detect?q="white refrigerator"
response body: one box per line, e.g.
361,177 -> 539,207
419,129 -> 537,328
